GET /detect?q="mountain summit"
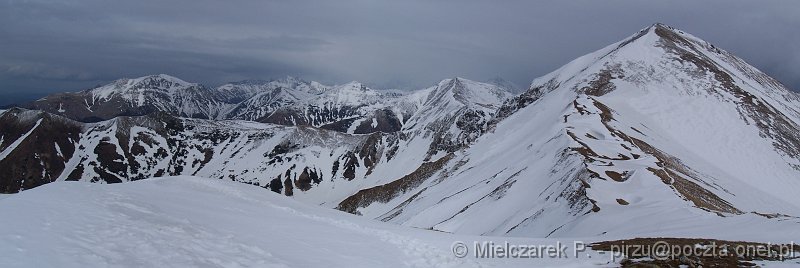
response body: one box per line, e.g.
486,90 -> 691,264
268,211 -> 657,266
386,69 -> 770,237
338,23 -> 800,238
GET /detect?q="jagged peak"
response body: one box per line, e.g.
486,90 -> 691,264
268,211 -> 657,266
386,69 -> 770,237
426,77 -> 510,108
128,74 -> 193,87
437,77 -> 486,88
101,74 -> 195,91
438,77 -> 508,92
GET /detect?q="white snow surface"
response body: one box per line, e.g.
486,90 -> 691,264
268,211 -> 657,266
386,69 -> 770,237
0,177 -> 620,268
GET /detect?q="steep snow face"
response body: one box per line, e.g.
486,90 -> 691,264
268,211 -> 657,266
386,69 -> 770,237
338,24 -> 800,239
430,78 -> 510,110
218,77 -> 328,121
541,23 -> 800,205
401,78 -> 511,153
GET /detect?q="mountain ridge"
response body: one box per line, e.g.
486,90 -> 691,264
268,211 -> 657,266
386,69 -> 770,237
331,23 -> 800,238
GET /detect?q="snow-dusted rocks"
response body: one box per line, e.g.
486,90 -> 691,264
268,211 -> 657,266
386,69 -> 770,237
1,76 -> 511,195
0,109 -> 82,192
25,74 -> 236,121
249,81 -> 409,134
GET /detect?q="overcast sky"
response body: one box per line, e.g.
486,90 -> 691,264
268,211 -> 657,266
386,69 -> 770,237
1,0 -> 798,105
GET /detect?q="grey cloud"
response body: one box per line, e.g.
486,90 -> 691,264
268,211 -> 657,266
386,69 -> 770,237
3,63 -> 97,81
0,0 -> 798,106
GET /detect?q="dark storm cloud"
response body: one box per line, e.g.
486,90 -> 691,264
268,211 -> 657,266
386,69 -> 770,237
1,0 -> 798,105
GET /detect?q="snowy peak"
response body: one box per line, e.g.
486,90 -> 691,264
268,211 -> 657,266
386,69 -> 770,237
92,74 -> 198,99
217,76 -> 323,99
329,81 -> 372,96
310,81 -> 387,107
394,77 -> 511,156
527,22 -> 799,102
126,74 -> 194,90
344,23 -> 800,239
522,22 -> 800,163
428,77 -> 510,109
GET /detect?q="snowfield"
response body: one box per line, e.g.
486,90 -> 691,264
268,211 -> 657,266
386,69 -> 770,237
0,177 -> 619,268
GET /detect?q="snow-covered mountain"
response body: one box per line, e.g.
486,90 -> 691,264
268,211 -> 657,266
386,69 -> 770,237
0,77 -> 511,198
242,81 -> 411,134
2,23 -> 800,267
399,78 -> 512,157
24,74 -> 233,122
21,75 -> 500,135
336,23 -> 800,239
215,77 -> 329,121
23,75 -> 334,122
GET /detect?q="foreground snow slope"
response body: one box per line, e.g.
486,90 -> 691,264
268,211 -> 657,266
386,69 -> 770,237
0,177 -> 618,268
